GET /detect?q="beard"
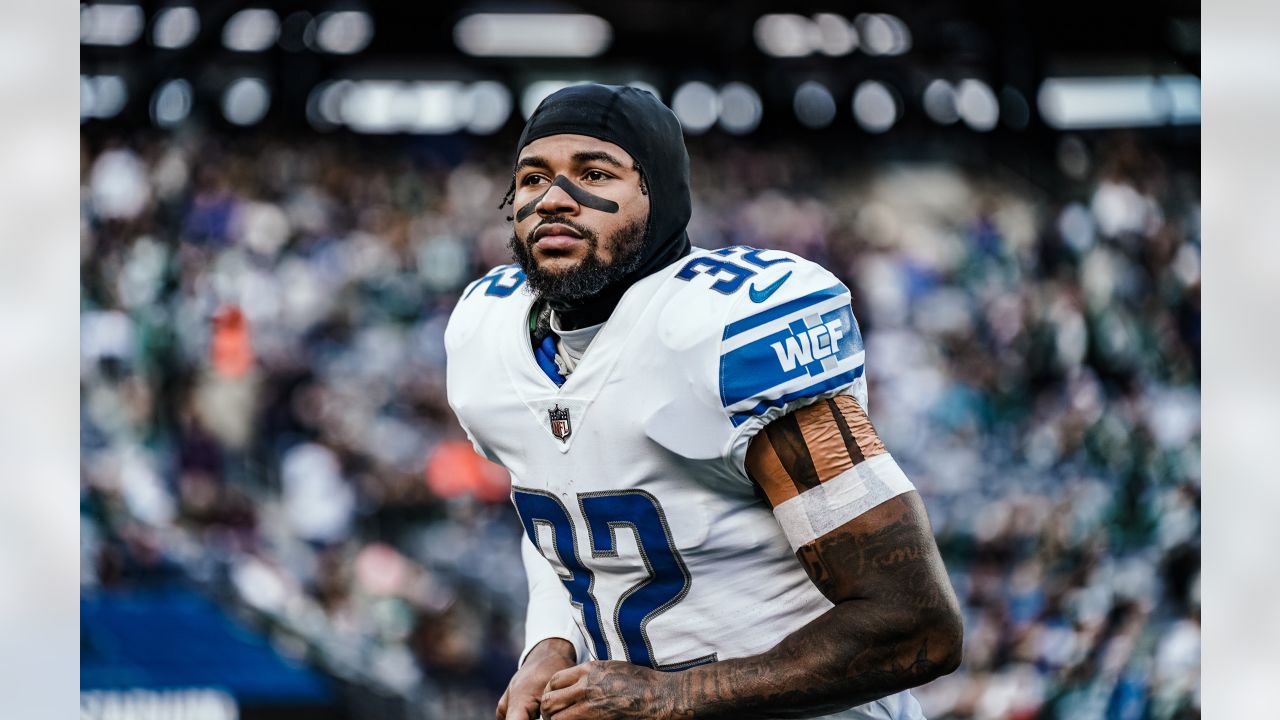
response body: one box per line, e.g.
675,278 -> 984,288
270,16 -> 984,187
509,216 -> 647,304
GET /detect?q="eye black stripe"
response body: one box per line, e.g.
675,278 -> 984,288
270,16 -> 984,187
514,175 -> 620,222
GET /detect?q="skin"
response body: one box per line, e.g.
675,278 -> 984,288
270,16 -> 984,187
512,134 -> 650,282
497,637 -> 576,720
533,412 -> 964,719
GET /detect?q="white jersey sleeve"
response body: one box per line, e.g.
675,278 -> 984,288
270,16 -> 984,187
711,250 -> 869,472
518,532 -> 589,666
643,247 -> 870,476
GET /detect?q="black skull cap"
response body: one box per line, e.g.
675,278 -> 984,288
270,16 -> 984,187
516,84 -> 693,310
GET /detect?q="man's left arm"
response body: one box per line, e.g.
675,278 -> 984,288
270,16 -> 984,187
539,395 -> 963,719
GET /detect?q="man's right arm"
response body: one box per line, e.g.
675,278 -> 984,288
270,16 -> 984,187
497,534 -> 584,720
518,533 -> 586,666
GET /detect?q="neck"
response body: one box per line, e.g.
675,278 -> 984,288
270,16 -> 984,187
549,294 -> 618,330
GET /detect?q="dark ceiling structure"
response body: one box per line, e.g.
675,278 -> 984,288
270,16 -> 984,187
81,0 -> 1200,169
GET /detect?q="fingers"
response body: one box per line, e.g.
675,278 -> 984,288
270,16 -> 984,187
545,664 -> 587,691
538,685 -> 575,719
503,697 -> 539,720
498,682 -> 546,720
539,664 -> 590,718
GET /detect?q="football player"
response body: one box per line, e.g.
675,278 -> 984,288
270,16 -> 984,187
446,84 -> 962,720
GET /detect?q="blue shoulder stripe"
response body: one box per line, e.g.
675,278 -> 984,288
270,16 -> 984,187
722,283 -> 847,340
728,365 -> 864,427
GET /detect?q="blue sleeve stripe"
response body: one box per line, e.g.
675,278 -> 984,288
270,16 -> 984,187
728,365 -> 864,427
722,283 -> 847,340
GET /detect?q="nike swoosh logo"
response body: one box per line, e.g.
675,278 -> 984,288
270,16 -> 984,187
748,271 -> 792,303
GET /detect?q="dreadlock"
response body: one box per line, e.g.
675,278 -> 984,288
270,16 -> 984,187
499,176 -> 517,221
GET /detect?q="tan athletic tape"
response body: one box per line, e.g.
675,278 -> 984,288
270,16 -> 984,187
795,402 -> 856,483
831,395 -> 886,460
745,431 -> 801,507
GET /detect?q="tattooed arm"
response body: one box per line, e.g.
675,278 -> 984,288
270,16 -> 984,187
668,396 -> 963,718
539,395 -> 962,720
664,492 -> 963,718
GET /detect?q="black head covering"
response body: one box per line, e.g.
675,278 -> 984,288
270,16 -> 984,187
515,83 -> 692,324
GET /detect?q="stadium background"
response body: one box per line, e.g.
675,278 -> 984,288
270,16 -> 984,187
79,2 -> 1200,718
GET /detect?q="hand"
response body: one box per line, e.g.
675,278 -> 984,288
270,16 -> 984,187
539,660 -> 678,720
497,638 -> 577,720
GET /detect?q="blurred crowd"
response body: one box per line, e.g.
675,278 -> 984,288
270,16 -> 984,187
80,127 -> 1199,720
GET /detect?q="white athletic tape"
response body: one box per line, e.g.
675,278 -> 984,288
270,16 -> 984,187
771,453 -> 915,552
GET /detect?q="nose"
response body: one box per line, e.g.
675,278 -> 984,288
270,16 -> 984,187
536,180 -> 579,217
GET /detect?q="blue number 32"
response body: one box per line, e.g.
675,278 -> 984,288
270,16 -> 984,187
512,488 -> 717,671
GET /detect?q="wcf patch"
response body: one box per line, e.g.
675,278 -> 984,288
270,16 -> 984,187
719,304 -> 863,409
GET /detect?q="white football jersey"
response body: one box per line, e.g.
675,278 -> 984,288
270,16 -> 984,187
446,246 -> 923,720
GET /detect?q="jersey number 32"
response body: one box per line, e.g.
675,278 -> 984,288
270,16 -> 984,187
512,488 -> 717,671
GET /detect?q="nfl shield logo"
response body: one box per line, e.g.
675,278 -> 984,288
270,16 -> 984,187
549,404 -> 572,442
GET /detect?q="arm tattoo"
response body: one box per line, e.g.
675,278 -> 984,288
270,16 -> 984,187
670,495 -> 962,719
795,544 -> 834,596
702,394 -> 964,718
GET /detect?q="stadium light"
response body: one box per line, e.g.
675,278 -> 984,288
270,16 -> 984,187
222,8 -> 279,52
222,78 -> 271,126
794,81 -> 837,128
454,14 -> 611,57
79,76 -> 93,122
1163,75 -> 1201,124
881,14 -> 912,55
152,6 -> 199,49
853,81 -> 898,133
459,81 -> 512,134
957,79 -> 999,131
151,79 -> 192,128
814,13 -> 858,56
755,14 -> 861,58
306,80 -> 350,130
1038,75 -> 1200,129
80,75 -> 128,121
330,80 -> 512,135
754,14 -> 811,58
923,80 -> 959,124
340,81 -> 401,133
672,82 -> 718,134
405,82 -> 467,134
855,14 -> 911,56
311,11 -> 374,55
717,83 -> 762,135
81,4 -> 145,46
